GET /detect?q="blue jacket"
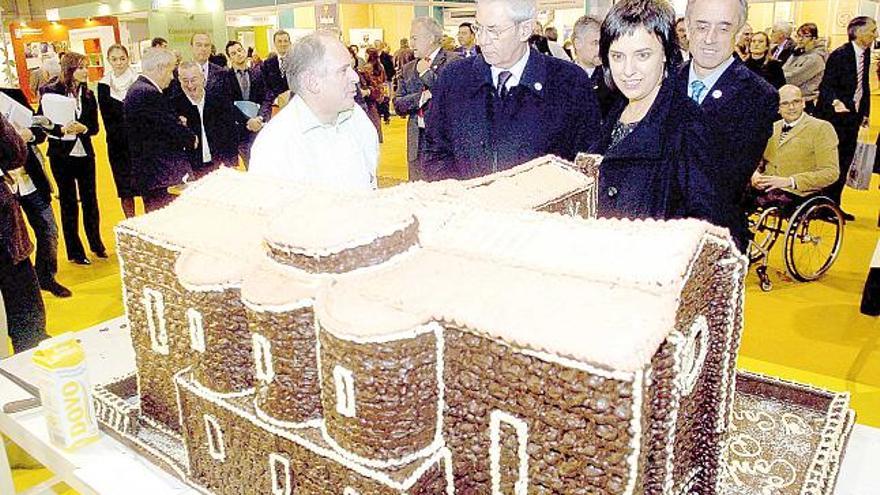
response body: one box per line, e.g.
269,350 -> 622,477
592,75 -> 726,228
676,59 -> 778,251
422,49 -> 601,180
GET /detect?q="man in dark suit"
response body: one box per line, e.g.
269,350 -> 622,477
173,61 -> 242,178
226,40 -> 268,165
124,47 -> 196,212
1,113 -> 49,353
769,21 -> 796,64
421,0 -> 600,181
571,15 -> 618,120
261,30 -> 292,118
817,16 -> 876,220
455,22 -> 481,58
191,32 -> 232,96
393,17 -> 459,180
678,0 -> 779,252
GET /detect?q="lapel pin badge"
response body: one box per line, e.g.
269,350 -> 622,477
711,89 -> 722,99
534,82 -> 543,91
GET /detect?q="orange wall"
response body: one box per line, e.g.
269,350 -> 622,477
9,17 -> 120,102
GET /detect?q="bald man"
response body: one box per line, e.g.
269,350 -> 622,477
753,85 -> 839,197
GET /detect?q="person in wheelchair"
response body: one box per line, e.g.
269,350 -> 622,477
750,84 -> 839,211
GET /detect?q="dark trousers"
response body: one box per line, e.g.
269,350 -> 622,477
17,192 -> 59,286
1,258 -> 49,353
49,155 -> 105,259
827,120 -> 860,207
143,188 -> 176,212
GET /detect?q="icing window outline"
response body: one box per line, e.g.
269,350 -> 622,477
343,488 -> 360,495
203,414 -> 225,462
187,308 -> 205,353
269,452 -> 292,495
489,410 -> 529,495
678,315 -> 710,396
143,288 -> 168,355
333,365 -> 356,418
252,333 -> 275,383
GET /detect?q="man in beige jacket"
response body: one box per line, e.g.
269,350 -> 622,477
753,84 -> 839,196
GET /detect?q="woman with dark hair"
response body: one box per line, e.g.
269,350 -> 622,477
360,47 -> 387,143
591,0 -> 726,228
745,31 -> 786,88
97,44 -> 138,218
37,51 -> 106,265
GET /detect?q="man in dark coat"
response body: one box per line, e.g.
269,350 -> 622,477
261,30 -> 292,117
393,17 -> 459,180
226,40 -> 269,165
124,47 -> 196,212
173,61 -> 242,177
769,21 -> 796,64
422,0 -> 600,181
679,0 -> 779,252
571,15 -> 619,120
817,16 -> 876,220
0,113 -> 49,353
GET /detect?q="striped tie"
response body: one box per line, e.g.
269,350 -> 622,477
855,51 -> 864,112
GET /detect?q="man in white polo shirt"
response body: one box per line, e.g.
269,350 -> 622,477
250,33 -> 378,190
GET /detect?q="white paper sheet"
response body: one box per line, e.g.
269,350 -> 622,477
40,93 -> 77,141
0,92 -> 33,129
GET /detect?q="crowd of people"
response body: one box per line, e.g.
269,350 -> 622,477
1,0 -> 877,353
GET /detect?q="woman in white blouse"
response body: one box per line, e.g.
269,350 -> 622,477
37,52 -> 105,265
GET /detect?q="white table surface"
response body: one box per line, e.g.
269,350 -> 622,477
1,319 -> 879,494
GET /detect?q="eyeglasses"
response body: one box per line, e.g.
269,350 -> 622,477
473,22 -> 518,41
779,99 -> 803,107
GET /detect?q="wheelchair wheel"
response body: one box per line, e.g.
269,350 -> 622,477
748,206 -> 783,264
783,197 -> 844,282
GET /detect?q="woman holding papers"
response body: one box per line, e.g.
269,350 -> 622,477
97,44 -> 138,218
37,52 -> 106,265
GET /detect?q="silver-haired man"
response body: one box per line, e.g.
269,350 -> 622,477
124,47 -> 197,212
421,0 -> 600,181
250,33 -> 378,190
392,16 -> 459,181
676,0 -> 778,252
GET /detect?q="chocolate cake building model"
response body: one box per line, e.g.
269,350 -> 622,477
102,156 -> 749,494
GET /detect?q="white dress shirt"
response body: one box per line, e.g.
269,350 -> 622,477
188,94 -> 212,163
491,48 -> 530,92
249,95 -> 378,190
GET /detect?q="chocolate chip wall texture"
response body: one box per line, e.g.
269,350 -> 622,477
106,156 -> 751,494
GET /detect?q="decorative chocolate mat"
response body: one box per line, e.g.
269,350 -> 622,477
720,372 -> 854,495
92,371 -> 855,494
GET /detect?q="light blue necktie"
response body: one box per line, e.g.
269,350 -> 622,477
690,80 -> 707,104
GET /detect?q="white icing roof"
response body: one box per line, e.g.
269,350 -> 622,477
315,211 -> 733,372
116,159 -> 737,372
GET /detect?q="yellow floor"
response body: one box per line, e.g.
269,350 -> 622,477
8,116 -> 880,492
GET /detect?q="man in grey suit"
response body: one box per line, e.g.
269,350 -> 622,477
393,17 -> 459,181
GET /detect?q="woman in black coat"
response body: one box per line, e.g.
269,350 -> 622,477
97,44 -> 138,218
745,32 -> 786,89
37,52 -> 106,265
590,0 -> 727,229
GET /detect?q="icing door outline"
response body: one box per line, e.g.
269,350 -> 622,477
252,333 -> 275,382
333,365 -> 356,417
269,453 -> 292,495
489,410 -> 529,495
143,287 -> 168,355
203,414 -> 226,461
187,308 -> 205,353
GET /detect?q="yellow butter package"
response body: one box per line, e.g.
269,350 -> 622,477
32,337 -> 100,451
